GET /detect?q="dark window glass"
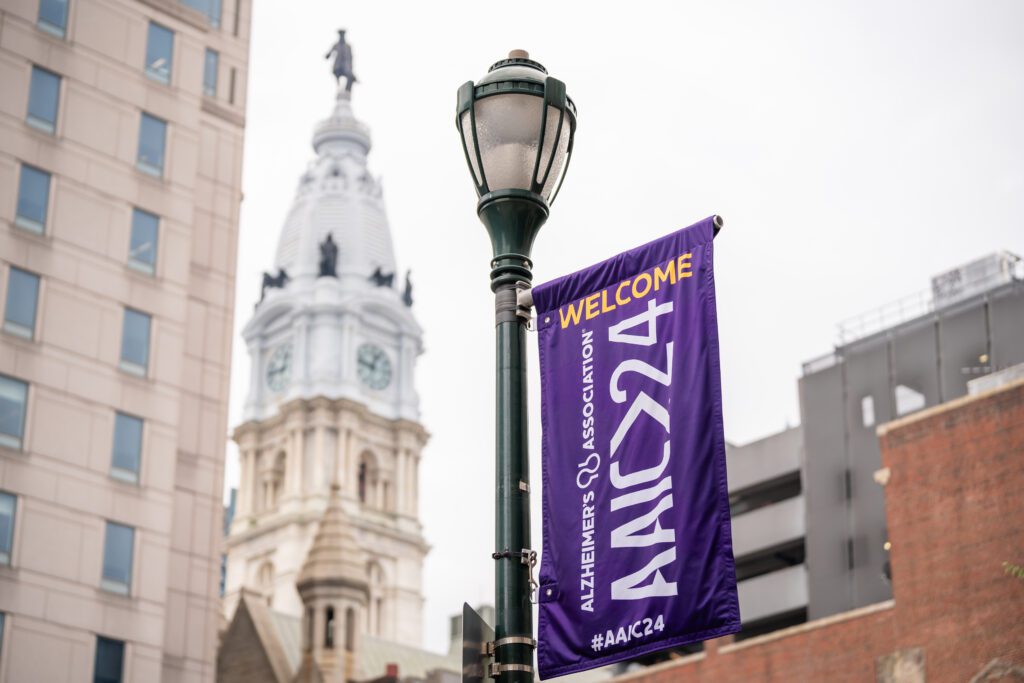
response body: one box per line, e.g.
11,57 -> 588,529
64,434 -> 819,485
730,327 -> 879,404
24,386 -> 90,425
101,522 -> 134,594
27,66 -> 61,133
4,267 -> 40,339
144,22 -> 173,84
111,413 -> 142,483
119,308 -> 151,375
136,113 -> 167,176
203,48 -> 219,97
180,0 -> 220,27
0,612 -> 5,658
128,209 -> 159,274
324,606 -> 334,648
0,491 -> 15,565
93,636 -> 124,683
15,164 -> 51,234
37,0 -> 68,37
0,375 -> 28,451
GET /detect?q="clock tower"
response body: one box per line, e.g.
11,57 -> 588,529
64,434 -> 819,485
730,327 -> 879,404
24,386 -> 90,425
223,68 -> 428,652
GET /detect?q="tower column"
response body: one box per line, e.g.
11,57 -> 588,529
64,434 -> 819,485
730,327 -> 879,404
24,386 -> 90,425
289,423 -> 305,498
236,447 -> 254,518
394,448 -> 407,516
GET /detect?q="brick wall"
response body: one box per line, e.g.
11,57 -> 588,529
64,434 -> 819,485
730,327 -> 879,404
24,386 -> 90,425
615,380 -> 1024,683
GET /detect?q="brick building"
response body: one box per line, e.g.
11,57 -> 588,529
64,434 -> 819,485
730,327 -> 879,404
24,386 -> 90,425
611,377 -> 1024,683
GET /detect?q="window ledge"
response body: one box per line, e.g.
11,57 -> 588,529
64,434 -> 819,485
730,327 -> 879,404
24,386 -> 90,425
0,435 -> 23,453
135,162 -> 165,180
36,21 -> 66,40
2,322 -> 34,341
136,0 -> 210,32
202,97 -> 245,127
26,117 -> 56,135
119,361 -> 149,379
126,260 -> 156,277
13,216 -> 45,236
97,584 -> 133,602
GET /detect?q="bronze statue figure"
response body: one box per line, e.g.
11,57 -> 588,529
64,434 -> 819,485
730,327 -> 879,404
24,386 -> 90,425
260,269 -> 290,302
402,269 -> 414,307
318,233 -> 338,277
325,29 -> 357,92
369,267 -> 394,288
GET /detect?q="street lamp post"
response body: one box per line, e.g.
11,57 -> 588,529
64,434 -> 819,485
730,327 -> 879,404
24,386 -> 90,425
456,51 -> 577,680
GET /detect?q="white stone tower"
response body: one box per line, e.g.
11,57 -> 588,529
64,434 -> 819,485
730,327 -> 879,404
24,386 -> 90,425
224,76 -> 428,649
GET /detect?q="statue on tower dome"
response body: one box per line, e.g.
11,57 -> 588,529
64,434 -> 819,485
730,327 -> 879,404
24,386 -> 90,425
325,29 -> 357,92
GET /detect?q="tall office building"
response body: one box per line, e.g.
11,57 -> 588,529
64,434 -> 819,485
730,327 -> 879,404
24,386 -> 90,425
0,0 -> 250,680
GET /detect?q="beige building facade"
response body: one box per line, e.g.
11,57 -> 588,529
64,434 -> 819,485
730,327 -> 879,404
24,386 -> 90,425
0,0 -> 250,680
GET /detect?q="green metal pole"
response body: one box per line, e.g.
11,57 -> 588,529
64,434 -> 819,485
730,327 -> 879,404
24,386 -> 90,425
479,189 -> 549,681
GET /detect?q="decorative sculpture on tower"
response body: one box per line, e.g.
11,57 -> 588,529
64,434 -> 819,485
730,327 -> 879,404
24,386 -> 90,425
402,269 -> 414,307
318,233 -> 338,277
325,29 -> 357,92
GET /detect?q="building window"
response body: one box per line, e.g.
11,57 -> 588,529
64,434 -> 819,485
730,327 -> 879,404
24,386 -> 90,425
37,0 -> 68,38
101,521 -> 134,595
0,375 -> 28,451
27,65 -> 61,134
15,164 -> 51,234
861,395 -> 875,428
128,208 -> 159,274
93,636 -> 125,683
111,413 -> 143,484
324,606 -> 335,648
136,113 -> 167,177
0,492 -> 15,565
119,308 -> 151,376
203,48 -> 219,97
144,22 -> 173,84
257,561 -> 273,604
180,0 -> 221,27
4,267 -> 40,340
0,611 -> 5,659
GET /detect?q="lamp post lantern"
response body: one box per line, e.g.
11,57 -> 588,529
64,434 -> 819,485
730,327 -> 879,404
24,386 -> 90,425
456,51 -> 577,680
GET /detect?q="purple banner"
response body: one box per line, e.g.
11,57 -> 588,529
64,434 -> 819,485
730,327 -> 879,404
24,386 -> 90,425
534,217 -> 739,678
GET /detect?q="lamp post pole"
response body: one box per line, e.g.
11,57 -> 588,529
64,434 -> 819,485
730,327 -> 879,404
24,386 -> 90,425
456,50 -> 576,681
482,191 -> 548,681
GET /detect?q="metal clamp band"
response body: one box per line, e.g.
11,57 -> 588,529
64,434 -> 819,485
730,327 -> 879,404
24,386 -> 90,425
489,663 -> 534,677
486,636 -> 537,655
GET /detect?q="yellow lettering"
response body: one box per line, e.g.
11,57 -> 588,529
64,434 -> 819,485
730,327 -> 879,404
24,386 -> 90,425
616,281 -> 632,306
601,289 -> 616,314
584,293 -> 600,320
632,272 -> 652,299
677,252 -> 693,279
653,261 -> 676,290
560,301 -> 584,329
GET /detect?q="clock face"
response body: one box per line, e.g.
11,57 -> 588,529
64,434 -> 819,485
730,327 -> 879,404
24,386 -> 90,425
266,344 -> 293,392
357,343 -> 391,390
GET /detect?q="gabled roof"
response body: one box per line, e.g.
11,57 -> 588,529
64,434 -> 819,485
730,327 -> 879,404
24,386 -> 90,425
219,590 -> 299,683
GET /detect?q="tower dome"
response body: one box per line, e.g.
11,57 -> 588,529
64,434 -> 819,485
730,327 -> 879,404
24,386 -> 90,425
273,89 -> 398,287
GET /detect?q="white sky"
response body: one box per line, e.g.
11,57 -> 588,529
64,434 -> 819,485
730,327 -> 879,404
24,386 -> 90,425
227,0 -> 1024,654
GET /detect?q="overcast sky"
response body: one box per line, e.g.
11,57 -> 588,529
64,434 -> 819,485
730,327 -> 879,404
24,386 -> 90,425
227,0 -> 1024,654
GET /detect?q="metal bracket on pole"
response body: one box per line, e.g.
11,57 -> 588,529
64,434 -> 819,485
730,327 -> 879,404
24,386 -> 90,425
485,636 -> 537,656
489,663 -> 534,677
514,281 -> 532,323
